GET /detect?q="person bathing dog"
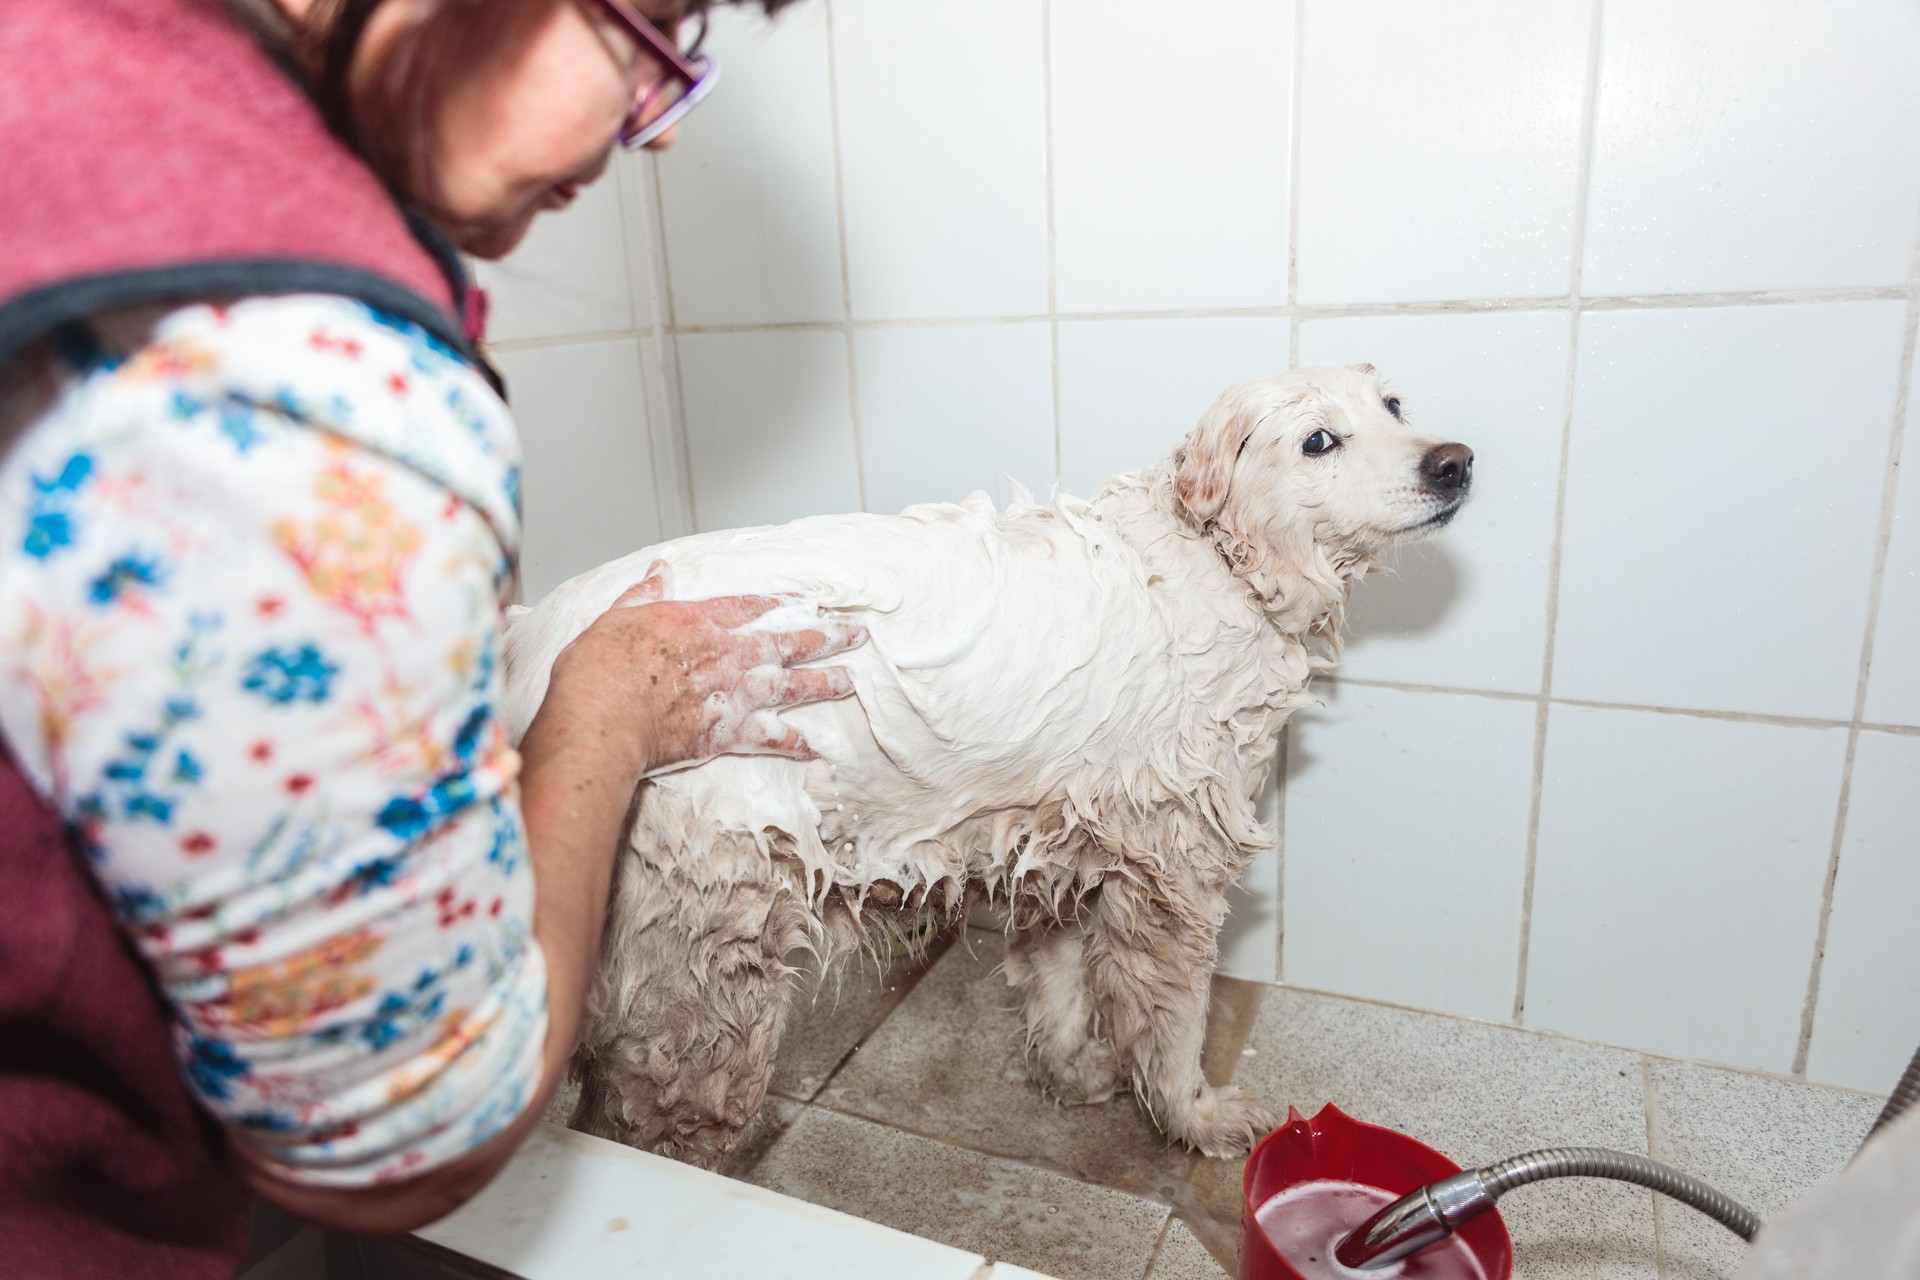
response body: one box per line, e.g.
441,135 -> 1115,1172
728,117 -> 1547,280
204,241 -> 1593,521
0,0 -> 1468,1273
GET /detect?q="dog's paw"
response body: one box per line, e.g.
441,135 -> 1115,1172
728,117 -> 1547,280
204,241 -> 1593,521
1031,1039 -> 1121,1107
1170,1085 -> 1279,1159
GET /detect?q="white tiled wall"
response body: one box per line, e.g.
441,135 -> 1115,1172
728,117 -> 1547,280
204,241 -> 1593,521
1295,0 -> 1594,304
1581,0 -> 1920,296
1283,684 -> 1537,1024
655,4 -> 844,328
486,0 -> 1920,1094
1526,706 -> 1847,1073
491,338 -> 662,602
1049,0 -> 1292,313
852,323 -> 1055,512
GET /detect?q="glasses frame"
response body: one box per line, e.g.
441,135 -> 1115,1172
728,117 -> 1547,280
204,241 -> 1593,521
588,0 -> 721,149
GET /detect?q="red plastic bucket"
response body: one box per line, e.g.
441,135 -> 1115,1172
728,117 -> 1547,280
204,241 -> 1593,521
1239,1104 -> 1514,1280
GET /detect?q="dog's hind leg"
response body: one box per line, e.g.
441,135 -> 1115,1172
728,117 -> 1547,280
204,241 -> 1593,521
1081,869 -> 1276,1158
570,843 -> 811,1170
1005,923 -> 1119,1105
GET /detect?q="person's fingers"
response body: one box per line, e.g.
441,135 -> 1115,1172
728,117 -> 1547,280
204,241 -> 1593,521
734,709 -> 813,759
771,619 -> 869,665
738,662 -> 856,709
738,666 -> 785,707
703,594 -> 786,629
613,560 -> 673,609
782,665 -> 856,705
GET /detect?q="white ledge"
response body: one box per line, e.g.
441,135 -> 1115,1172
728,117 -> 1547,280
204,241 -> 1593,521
413,1122 -> 1059,1280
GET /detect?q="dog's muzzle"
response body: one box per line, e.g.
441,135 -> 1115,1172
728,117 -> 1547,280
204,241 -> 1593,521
1420,442 -> 1474,495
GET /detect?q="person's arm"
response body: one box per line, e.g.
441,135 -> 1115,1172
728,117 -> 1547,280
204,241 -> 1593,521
242,568 -> 861,1233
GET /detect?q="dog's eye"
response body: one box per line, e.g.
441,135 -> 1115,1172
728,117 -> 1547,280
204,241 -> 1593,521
1301,429 -> 1339,456
1384,396 -> 1403,420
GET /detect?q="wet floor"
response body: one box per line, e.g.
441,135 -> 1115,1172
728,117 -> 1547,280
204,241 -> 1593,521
545,923 -> 1881,1280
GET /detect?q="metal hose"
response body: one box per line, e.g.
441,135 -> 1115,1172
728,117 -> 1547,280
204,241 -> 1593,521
1336,1146 -> 1760,1270
1865,1042 -> 1920,1143
1478,1146 -> 1760,1240
1340,1036 -> 1920,1271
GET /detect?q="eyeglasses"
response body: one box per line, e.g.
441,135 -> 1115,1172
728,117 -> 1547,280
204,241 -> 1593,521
588,0 -> 721,149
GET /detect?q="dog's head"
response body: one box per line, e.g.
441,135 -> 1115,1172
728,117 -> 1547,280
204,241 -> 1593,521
1170,364 -> 1472,628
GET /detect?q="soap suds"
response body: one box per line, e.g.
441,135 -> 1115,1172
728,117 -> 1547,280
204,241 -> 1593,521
503,476 -> 1313,914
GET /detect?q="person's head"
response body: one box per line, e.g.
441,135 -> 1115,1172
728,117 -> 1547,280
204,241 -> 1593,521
284,0 -> 794,257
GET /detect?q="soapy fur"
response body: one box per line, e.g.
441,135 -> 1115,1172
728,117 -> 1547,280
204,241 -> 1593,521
501,366 -> 1471,1165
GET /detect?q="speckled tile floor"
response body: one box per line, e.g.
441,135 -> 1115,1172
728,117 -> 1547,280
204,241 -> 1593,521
542,926 -> 1886,1280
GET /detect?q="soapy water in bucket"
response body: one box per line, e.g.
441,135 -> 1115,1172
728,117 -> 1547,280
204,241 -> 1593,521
1255,1180 -> 1491,1280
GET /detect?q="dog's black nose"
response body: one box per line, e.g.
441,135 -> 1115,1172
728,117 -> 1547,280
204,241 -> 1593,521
1421,443 -> 1473,492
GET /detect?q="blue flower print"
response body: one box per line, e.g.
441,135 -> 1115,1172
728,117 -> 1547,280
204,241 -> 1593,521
452,706 -> 488,761
232,1109 -> 301,1134
88,553 -> 166,605
502,464 -> 522,519
218,400 -> 265,453
361,987 -> 446,1051
88,684 -> 204,829
376,767 -> 483,841
241,644 -> 340,705
345,854 -> 407,896
112,881 -> 168,920
172,749 -> 204,785
376,796 -> 431,840
23,452 -> 94,559
185,1036 -> 251,1101
485,805 -> 526,877
362,305 -> 462,365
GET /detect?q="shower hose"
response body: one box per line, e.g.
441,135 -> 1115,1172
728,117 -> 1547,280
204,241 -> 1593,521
1334,1035 -> 1920,1271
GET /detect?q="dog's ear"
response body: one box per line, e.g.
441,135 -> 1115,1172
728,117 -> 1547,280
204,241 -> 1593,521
1173,394 -> 1259,525
1347,362 -> 1374,375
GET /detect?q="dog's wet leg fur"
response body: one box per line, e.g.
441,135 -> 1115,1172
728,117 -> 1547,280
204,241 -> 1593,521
569,841 -> 812,1169
1005,922 -> 1119,1105
1082,868 -> 1277,1157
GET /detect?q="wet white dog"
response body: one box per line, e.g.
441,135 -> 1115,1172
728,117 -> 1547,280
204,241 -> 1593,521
501,364 -> 1472,1165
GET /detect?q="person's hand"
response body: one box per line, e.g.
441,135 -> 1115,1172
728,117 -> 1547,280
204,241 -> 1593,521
531,560 -> 868,781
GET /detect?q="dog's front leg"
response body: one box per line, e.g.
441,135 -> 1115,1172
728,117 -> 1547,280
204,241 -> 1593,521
1005,923 -> 1119,1105
1082,871 -> 1277,1158
570,846 -> 804,1169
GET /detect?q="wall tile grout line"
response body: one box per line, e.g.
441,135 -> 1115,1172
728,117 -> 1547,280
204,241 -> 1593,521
1324,675 -> 1920,735
1513,0 -> 1607,1027
487,327 -> 660,353
1795,726 -> 1860,1079
1285,0 -> 1306,372
610,157 -> 676,544
1276,0 -> 1307,982
1273,727 -> 1289,984
606,156 -> 645,338
1039,0 -> 1064,492
1791,201 -> 1920,1076
820,0 -> 869,513
646,149 -> 703,535
632,284 -> 1911,342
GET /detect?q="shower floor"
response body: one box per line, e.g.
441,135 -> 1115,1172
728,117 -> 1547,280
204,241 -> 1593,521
556,919 -> 1883,1280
